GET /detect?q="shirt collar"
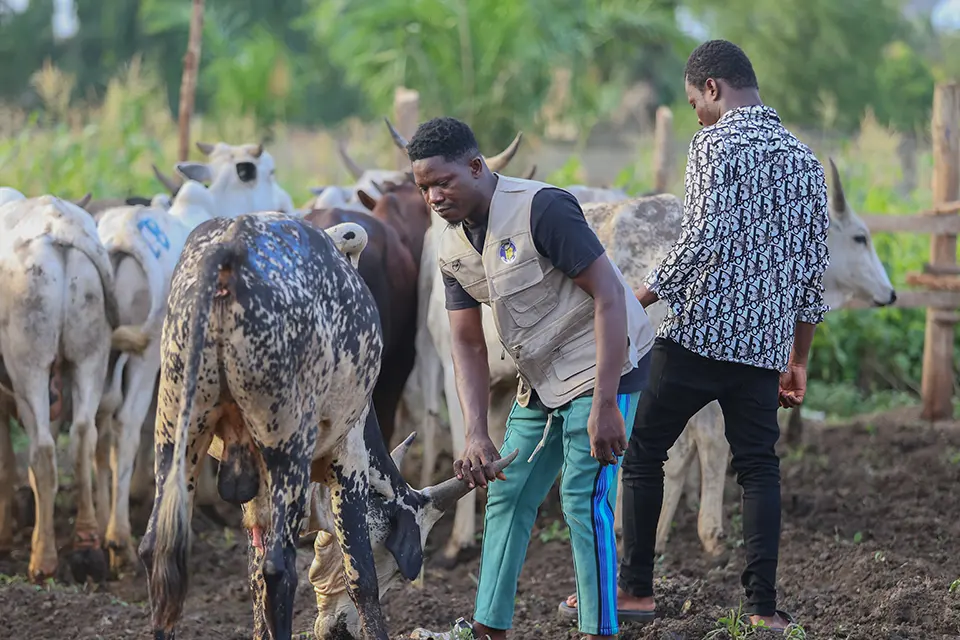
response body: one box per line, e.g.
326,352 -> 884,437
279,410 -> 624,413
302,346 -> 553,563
718,104 -> 780,124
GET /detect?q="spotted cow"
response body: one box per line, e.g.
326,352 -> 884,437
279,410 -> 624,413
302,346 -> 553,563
138,213 -> 512,640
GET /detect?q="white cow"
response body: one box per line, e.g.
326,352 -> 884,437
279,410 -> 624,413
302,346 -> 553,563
151,141 -> 296,217
94,180 -> 218,571
0,193 -> 146,582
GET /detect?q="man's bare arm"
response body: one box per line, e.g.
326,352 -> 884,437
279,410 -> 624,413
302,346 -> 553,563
789,321 -> 817,367
572,256 -> 628,409
448,306 -> 490,439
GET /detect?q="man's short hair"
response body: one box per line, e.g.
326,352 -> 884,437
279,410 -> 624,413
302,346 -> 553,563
684,39 -> 759,91
406,117 -> 480,164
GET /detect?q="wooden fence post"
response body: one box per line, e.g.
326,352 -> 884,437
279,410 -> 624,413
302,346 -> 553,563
393,87 -> 420,170
177,0 -> 205,162
652,105 -> 674,193
921,83 -> 960,421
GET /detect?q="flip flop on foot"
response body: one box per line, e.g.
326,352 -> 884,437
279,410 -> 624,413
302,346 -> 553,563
557,593 -> 656,623
748,610 -> 798,633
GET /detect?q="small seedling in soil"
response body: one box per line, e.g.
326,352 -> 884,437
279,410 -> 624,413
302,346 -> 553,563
538,520 -> 569,544
949,578 -> 960,593
704,603 -> 807,639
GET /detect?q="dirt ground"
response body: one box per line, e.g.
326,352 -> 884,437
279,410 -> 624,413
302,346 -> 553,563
2,406 -> 960,640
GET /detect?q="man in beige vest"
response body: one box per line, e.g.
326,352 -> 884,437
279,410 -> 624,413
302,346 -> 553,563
406,117 -> 655,640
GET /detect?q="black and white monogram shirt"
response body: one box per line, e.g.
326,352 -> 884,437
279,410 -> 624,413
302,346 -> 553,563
644,104 -> 830,372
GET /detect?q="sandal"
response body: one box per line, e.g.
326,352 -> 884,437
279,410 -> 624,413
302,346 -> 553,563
749,610 -> 798,633
557,594 -> 656,623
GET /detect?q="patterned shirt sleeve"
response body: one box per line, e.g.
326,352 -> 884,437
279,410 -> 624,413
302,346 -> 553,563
644,131 -> 727,313
797,162 -> 831,324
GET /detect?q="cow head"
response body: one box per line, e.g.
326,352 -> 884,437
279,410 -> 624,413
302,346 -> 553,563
823,158 -> 897,309
168,141 -> 294,218
323,221 -> 368,268
307,431 -> 519,640
356,178 -> 430,261
384,117 -> 523,174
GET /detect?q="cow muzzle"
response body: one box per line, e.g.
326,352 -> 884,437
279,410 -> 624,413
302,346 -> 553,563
236,161 -> 258,183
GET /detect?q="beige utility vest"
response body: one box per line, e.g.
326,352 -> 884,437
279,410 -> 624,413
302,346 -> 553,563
437,175 -> 655,408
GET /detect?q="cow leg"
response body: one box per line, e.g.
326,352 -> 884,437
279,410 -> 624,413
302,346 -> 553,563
416,355 -> 444,490
655,421 -> 698,555
684,454 -> 701,512
130,392 -> 158,505
0,397 -> 16,556
248,438 -> 316,640
94,409 -> 113,539
327,419 -> 389,640
693,402 -> 728,557
9,366 -> 59,582
66,357 -> 109,585
107,351 -> 160,575
441,365 -> 475,567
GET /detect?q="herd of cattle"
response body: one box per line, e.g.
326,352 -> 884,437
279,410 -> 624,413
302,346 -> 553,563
0,119 -> 898,639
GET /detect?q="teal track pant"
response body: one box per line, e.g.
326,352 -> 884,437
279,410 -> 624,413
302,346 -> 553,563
473,391 -> 640,636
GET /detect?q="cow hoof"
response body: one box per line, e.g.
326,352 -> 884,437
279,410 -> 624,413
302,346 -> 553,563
29,564 -> 58,585
436,545 -> 478,570
70,547 -> 109,584
107,540 -> 141,578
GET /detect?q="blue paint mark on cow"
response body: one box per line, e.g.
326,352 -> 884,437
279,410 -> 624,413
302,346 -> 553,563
138,217 -> 170,259
248,223 -> 309,282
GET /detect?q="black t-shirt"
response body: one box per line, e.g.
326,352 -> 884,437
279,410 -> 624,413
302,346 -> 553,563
442,187 -> 648,396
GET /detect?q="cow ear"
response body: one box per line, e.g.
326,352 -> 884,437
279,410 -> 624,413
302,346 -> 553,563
357,189 -> 378,212
385,508 -> 424,582
176,162 -> 213,184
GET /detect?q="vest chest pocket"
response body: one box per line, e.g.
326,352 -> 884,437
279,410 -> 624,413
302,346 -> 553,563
551,328 -> 597,382
490,258 -> 559,328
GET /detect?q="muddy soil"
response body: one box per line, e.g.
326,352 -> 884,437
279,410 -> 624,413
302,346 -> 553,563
2,406 -> 960,640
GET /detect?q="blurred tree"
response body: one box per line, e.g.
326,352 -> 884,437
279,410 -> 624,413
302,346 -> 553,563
307,0 -> 691,148
682,0 -> 905,132
0,0 -> 58,106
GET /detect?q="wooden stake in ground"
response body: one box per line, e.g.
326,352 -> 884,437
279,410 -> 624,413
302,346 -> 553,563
652,106 -> 673,193
393,87 -> 420,171
921,83 -> 960,421
178,0 -> 205,162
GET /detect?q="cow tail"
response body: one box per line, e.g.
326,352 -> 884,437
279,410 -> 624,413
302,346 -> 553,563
45,227 -> 126,335
151,242 -> 235,630
108,213 -> 169,355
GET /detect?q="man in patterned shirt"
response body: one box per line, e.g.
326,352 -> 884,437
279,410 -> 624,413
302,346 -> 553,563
561,39 -> 830,631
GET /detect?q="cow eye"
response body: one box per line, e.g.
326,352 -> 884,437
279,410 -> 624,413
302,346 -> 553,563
853,234 -> 868,245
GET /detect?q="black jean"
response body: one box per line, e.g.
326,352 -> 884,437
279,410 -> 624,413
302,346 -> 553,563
618,337 -> 783,616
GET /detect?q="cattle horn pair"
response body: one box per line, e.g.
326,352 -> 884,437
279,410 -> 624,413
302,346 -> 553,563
422,448 -> 520,512
383,117 -> 523,173
196,140 -> 264,159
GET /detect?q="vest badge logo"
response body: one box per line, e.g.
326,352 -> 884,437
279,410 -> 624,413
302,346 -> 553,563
499,239 -> 517,264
